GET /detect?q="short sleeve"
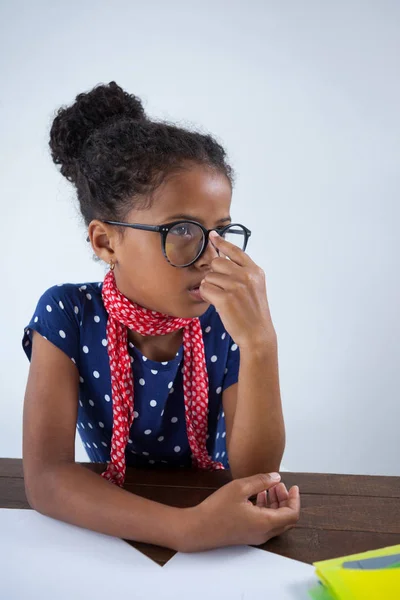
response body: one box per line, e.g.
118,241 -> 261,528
222,339 -> 240,392
22,285 -> 81,369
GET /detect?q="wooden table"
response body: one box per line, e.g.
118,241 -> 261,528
1,459 -> 399,566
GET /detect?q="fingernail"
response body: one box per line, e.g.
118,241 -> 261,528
209,230 -> 219,239
269,472 -> 281,480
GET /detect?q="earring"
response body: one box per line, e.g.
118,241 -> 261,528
109,261 -> 115,271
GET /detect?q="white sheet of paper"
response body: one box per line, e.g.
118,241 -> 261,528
162,545 -> 317,599
0,509 -> 161,600
1,509 -> 317,600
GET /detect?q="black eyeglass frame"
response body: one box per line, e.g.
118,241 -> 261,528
99,219 -> 252,268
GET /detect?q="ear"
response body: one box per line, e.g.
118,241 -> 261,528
87,220 -> 118,266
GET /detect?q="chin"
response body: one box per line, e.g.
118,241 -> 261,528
168,300 -> 211,319
188,302 -> 211,318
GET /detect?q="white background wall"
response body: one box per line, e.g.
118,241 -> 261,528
1,0 -> 399,475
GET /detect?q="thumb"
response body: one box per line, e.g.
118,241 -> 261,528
239,473 -> 281,499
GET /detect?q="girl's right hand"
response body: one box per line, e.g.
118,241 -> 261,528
179,473 -> 300,552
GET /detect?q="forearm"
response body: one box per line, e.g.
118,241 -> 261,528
228,338 -> 285,479
25,462 -> 188,550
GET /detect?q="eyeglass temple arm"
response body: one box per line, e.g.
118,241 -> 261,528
86,221 -> 162,242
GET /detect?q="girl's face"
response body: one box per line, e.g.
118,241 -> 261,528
92,165 -> 233,318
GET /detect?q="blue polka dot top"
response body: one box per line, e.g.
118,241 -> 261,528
22,282 -> 240,469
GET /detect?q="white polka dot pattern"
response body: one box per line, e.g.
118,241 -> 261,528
100,271 -> 224,486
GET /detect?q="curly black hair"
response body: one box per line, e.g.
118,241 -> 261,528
49,81 -> 234,226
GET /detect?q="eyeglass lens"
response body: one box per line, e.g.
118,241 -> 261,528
165,222 -> 246,267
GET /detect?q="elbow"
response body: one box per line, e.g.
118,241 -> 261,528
23,464 -> 60,515
24,473 -> 49,514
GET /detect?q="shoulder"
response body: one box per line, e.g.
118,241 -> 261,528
23,281 -> 105,366
29,281 -> 105,330
34,282 -> 104,312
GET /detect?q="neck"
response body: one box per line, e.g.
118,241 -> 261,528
128,328 -> 183,362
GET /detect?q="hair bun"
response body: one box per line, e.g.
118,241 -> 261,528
49,81 -> 147,182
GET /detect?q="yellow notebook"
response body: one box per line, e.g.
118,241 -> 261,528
310,544 -> 400,600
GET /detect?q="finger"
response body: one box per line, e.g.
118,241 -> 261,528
198,281 -> 225,304
279,485 -> 299,510
201,272 -> 235,291
256,491 -> 267,508
268,482 -> 286,504
288,485 -> 301,508
209,256 -> 243,276
267,485 -> 279,509
276,482 -> 289,505
239,473 -> 281,499
202,270 -> 249,293
209,231 -> 251,267
290,485 -> 301,511
218,243 -> 228,261
264,488 -> 301,529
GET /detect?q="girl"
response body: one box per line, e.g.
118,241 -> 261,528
22,82 -> 300,552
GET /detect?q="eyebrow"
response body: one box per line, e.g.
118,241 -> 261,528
165,214 -> 232,225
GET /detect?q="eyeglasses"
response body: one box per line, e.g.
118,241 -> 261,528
100,219 -> 252,268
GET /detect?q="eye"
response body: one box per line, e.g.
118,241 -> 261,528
175,224 -> 191,236
170,223 -> 196,237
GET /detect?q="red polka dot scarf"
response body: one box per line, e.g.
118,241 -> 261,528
101,270 -> 224,486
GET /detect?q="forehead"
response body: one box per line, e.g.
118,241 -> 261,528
144,165 -> 232,223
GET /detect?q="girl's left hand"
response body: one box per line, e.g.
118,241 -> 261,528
199,231 -> 276,350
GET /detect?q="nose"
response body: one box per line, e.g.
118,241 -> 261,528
195,233 -> 219,267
